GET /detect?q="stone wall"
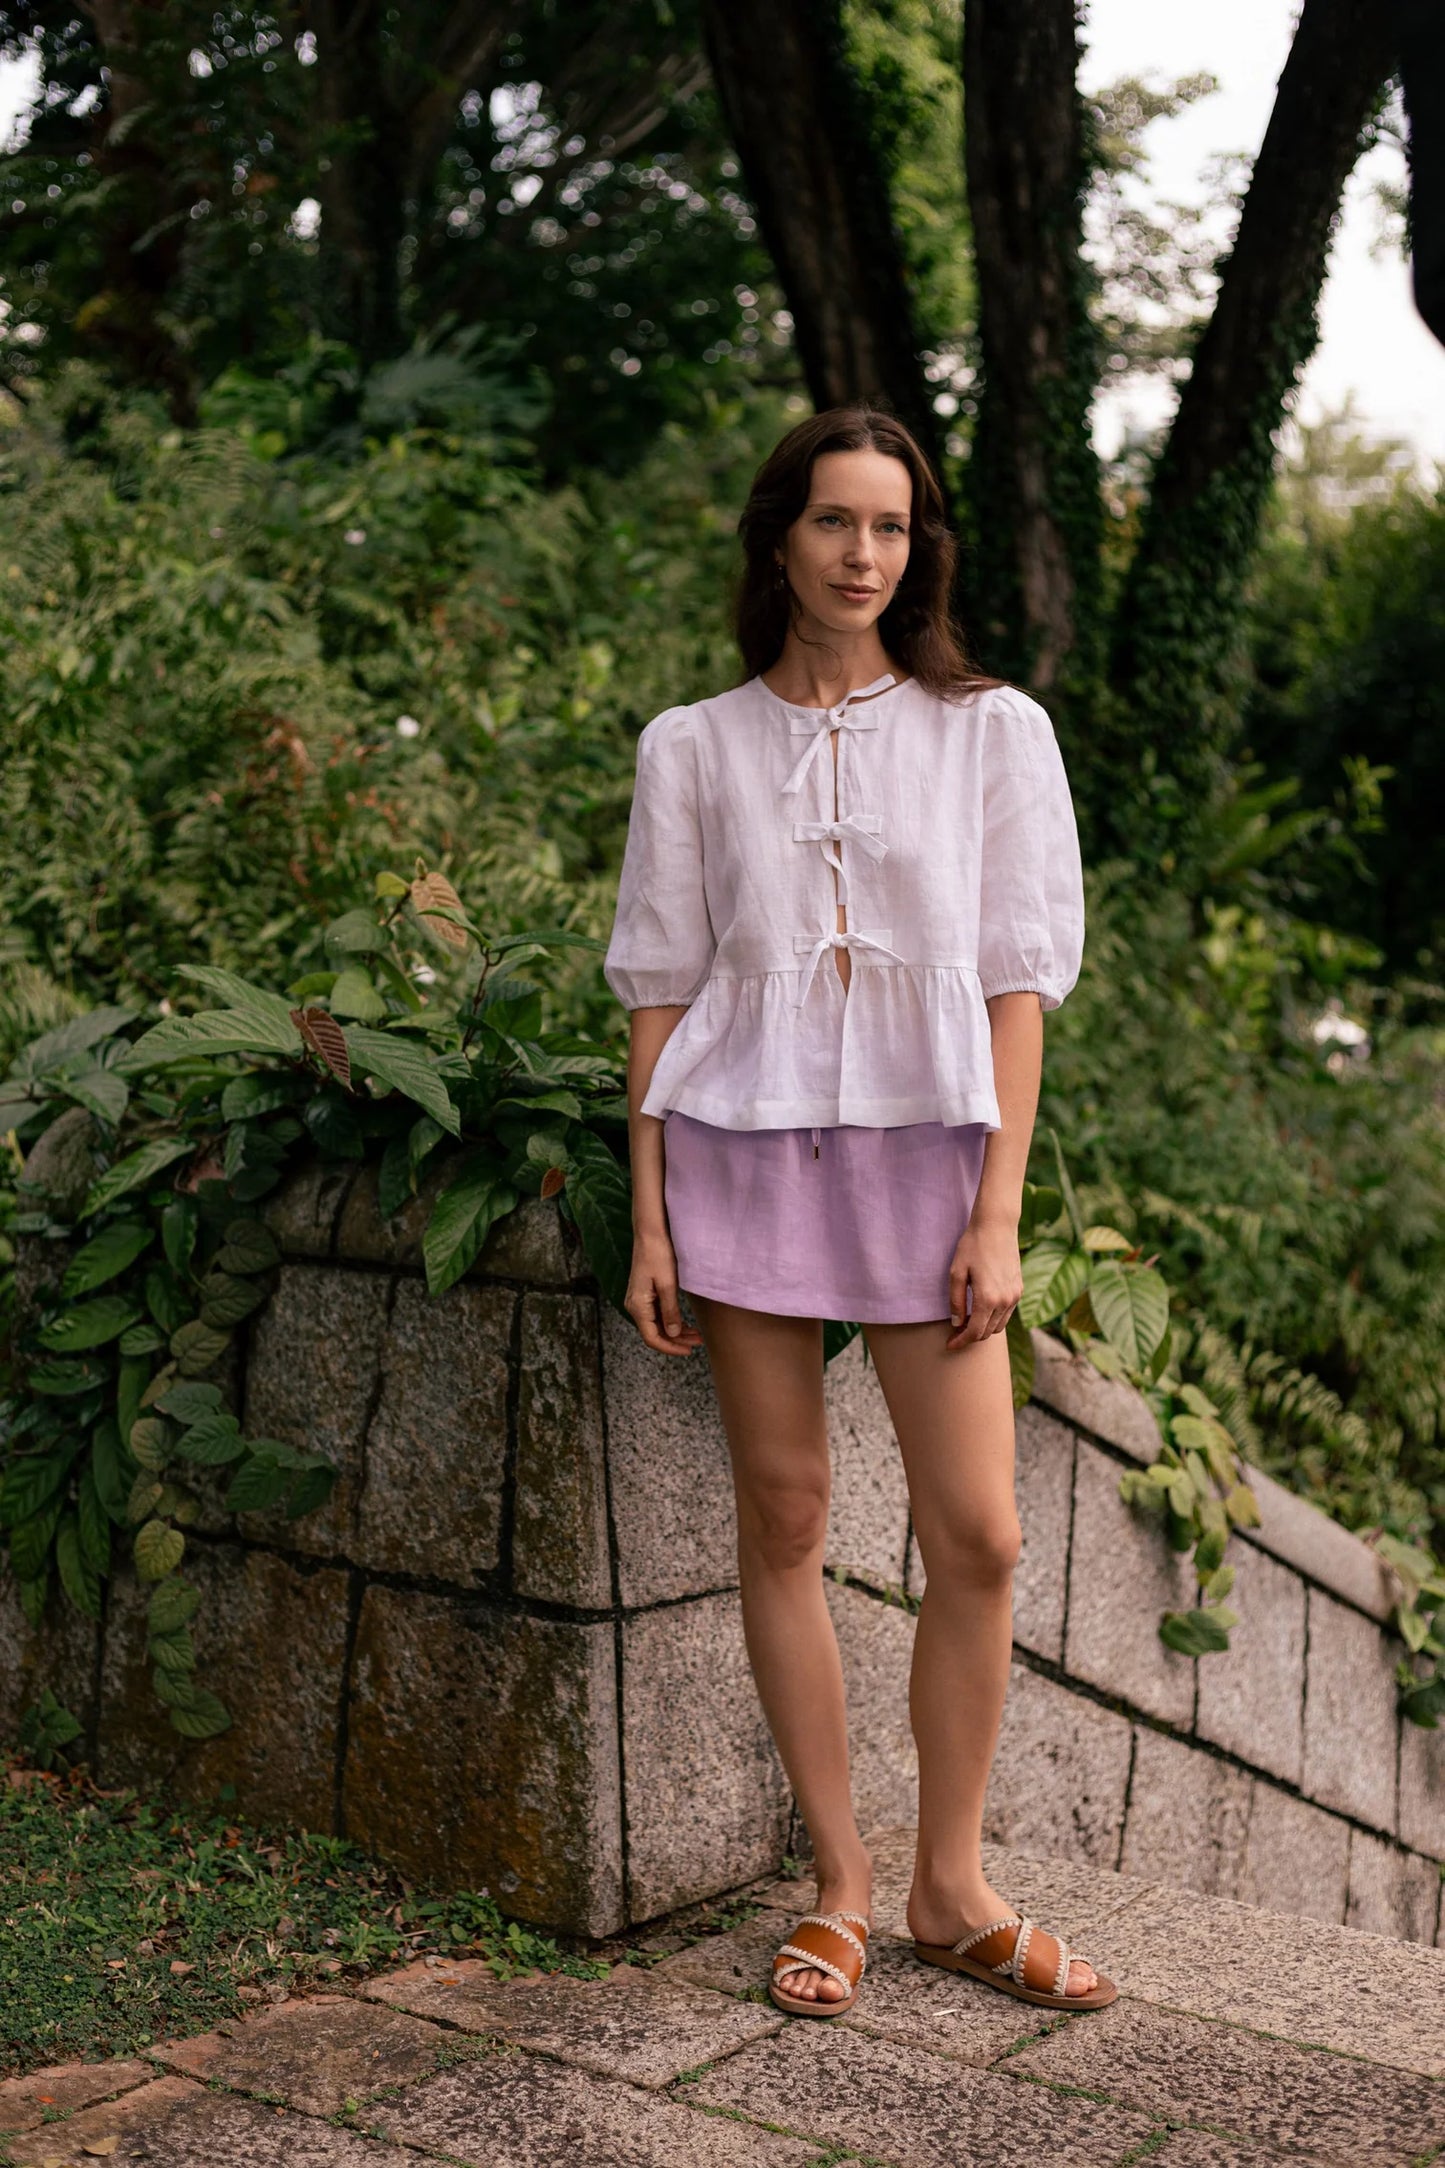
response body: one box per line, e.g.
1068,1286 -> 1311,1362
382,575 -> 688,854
3,1159 -> 1442,1946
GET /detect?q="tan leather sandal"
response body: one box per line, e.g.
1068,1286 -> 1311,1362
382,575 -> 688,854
913,1910 -> 1117,2010
769,1908 -> 871,2018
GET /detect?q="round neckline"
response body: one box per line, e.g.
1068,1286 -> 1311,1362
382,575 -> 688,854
753,671 -> 915,718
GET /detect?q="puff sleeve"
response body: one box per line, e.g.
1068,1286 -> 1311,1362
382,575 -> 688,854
976,687 -> 1085,1010
602,708 -> 717,1010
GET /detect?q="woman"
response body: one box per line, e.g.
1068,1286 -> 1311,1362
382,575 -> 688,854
601,404 -> 1114,2020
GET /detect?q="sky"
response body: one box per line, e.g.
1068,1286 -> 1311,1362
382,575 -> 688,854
2,7 -> 1441,478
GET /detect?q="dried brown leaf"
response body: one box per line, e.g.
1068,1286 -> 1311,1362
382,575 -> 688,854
291,1007 -> 352,1088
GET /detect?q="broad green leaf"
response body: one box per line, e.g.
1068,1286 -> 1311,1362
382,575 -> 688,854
92,1418 -> 133,1524
1088,1258 -> 1170,1371
284,1464 -> 336,1520
77,1468 -> 111,1575
1005,1307 -> 1034,1411
11,1007 -> 137,1078
148,1626 -> 196,1677
127,1475 -> 165,1525
220,1072 -> 305,1124
305,1093 -> 366,1159
59,1067 -> 129,1126
27,1358 -> 108,1396
145,1264 -> 192,1335
198,1272 -> 268,1330
172,1414 -> 246,1466
329,966 -> 388,1022
128,1418 -> 171,1472
1082,1225 -> 1133,1253
56,1514 -> 101,1620
375,871 -> 409,899
118,1323 -> 167,1356
377,1130 -> 413,1222
1224,1482 -> 1261,1528
38,1295 -> 141,1353
422,1149 -> 514,1296
117,1009 -> 302,1072
325,908 -> 391,955
134,1519 -> 186,1581
176,966 -> 303,1041
170,1320 -> 231,1376
169,1688 -> 231,1739
10,1502 -> 63,1581
224,1455 -> 292,1514
152,1667 -> 199,1709
81,1137 -> 191,1218
215,1220 -> 280,1275
1047,1125 -> 1086,1246
343,1026 -> 461,1136
60,1222 -> 153,1300
1159,1607 -> 1233,1656
560,1132 -> 630,1312
1018,1240 -> 1089,1327
155,1381 -> 224,1423
148,1578 -> 202,1634
162,1196 -> 200,1274
1,1452 -> 75,1527
1201,1563 -> 1236,1601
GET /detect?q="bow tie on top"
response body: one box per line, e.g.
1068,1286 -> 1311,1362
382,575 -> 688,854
779,673 -> 898,797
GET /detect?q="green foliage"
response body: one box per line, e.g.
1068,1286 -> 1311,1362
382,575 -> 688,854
0,1763 -> 605,2078
2,867 -> 635,1732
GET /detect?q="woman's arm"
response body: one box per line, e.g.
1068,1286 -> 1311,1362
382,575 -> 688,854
947,989 -> 1042,1348
623,1007 -> 705,1356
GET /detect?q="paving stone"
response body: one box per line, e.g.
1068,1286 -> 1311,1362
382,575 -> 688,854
1194,1541 -> 1306,1786
1004,1993 -> 1445,2166
149,1994 -> 450,2116
1238,1781 -> 1349,1925
1301,1586 -> 1399,1831
241,1263 -> 392,1556
343,1585 -> 623,1936
822,1334 -> 910,1590
982,1659 -> 1134,1868
95,1550 -> 348,1831
352,1275 -> 512,1580
1118,1725 -> 1254,1899
512,1292 -> 611,1607
1345,1828 -> 1443,1945
1063,1438 -> 1197,1725
6,2077 -> 417,2166
0,2058 -> 153,2135
367,2051 -> 821,2166
1143,2134 -> 1295,2168
366,1957 -> 780,2086
687,2020 -> 1156,2166
1399,1713 -> 1445,1860
262,1157 -> 356,1259
655,1915 -> 1056,2063
824,1577 -> 918,1832
622,1590 -> 790,1921
1027,1326 -> 1161,1463
600,1300 -> 738,1607
1071,1873 -> 1445,2076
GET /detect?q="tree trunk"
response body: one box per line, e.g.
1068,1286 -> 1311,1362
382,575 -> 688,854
696,0 -> 941,467
1105,0 -> 1396,852
960,0 -> 1102,703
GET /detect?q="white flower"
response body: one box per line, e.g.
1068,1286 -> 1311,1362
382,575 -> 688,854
343,527 -> 367,545
413,965 -> 437,986
395,714 -> 421,739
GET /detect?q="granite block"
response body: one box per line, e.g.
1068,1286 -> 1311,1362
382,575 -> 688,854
1301,1585 -> 1400,1831
512,1292 -> 611,1607
150,1994 -> 449,2116
343,1586 -> 623,1937
822,1333 -> 910,1589
1194,1539 -> 1306,1785
95,1549 -> 347,1831
600,1299 -> 737,1607
824,1576 -> 918,1832
1345,1827 -> 1442,1946
1239,1781 -> 1350,1926
1064,1436 -> 1196,1725
981,1659 -> 1134,1868
1398,1712 -> 1445,1860
621,1590 -> 790,1921
1119,1724 -> 1254,1899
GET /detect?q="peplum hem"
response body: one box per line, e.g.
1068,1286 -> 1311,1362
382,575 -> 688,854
639,963 -> 1006,1134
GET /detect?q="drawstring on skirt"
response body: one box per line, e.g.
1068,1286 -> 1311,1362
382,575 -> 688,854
811,1125 -> 821,1160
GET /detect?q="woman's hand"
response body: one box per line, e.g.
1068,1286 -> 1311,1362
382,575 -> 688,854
945,1211 -> 1023,1350
625,1228 -> 705,1356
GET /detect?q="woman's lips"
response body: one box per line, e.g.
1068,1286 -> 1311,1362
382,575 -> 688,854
831,584 -> 878,601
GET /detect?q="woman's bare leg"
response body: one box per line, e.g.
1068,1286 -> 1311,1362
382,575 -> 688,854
860,1320 -> 1097,1994
687,1291 -> 872,2002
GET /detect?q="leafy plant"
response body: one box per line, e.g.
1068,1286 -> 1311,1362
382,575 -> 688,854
17,1690 -> 82,1773
1,865 -> 634,1736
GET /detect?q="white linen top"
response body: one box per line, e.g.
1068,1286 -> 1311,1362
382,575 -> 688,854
601,669 -> 1085,1132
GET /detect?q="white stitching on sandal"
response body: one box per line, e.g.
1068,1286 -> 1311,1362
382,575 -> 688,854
951,1913 -> 1021,1957
1010,1918 -> 1035,1986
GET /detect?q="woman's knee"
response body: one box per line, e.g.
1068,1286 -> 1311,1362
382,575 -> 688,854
916,1506 -> 1022,1590
736,1474 -> 830,1571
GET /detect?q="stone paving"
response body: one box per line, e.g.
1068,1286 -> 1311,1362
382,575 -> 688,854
3,1826 -> 1443,2168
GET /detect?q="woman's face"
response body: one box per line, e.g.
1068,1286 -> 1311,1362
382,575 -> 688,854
776,447 -> 913,635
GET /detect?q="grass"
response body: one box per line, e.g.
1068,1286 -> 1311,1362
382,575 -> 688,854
0,1754 -> 607,2078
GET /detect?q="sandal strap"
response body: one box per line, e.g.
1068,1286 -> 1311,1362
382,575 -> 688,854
951,1912 -> 1023,1958
773,1941 -> 855,1993
797,1911 -> 868,1960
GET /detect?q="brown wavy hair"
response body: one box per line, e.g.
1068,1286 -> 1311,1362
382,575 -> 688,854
734,402 -> 1002,699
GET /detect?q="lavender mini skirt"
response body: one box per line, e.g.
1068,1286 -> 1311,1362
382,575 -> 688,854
662,1110 -> 990,1324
